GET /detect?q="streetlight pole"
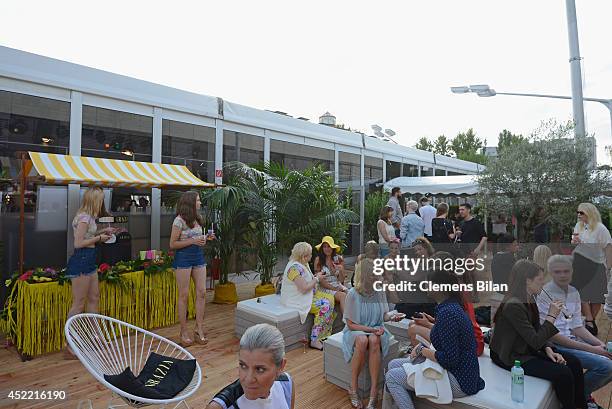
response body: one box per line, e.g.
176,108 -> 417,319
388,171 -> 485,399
565,0 -> 586,139
450,85 -> 612,143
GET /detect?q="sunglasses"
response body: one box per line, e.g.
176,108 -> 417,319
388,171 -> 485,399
576,211 -> 585,216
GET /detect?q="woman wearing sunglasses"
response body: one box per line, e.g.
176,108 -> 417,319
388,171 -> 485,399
571,203 -> 612,336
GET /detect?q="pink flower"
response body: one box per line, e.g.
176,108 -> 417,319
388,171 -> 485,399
98,263 -> 111,273
19,270 -> 33,281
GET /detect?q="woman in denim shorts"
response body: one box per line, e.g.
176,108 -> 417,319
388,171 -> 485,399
65,187 -> 113,357
170,191 -> 211,346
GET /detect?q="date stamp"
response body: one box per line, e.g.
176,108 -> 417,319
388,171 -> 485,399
6,390 -> 67,400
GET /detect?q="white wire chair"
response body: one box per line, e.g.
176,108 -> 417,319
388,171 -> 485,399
65,313 -> 202,409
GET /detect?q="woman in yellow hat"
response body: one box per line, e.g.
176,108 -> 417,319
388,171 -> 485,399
314,236 -> 348,315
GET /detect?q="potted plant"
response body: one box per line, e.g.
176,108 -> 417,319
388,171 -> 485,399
200,183 -> 247,304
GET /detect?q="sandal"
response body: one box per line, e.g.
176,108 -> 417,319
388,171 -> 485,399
194,329 -> 208,345
366,395 -> 377,409
348,388 -> 363,408
179,331 -> 193,347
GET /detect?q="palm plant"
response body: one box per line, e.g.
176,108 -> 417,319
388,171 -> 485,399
260,162 -> 359,257
199,183 -> 248,285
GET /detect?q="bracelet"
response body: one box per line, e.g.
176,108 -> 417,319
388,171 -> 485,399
546,314 -> 557,320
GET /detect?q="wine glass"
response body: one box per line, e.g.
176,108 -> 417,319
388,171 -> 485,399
299,336 -> 308,353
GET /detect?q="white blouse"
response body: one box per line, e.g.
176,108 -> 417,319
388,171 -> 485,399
573,222 -> 612,265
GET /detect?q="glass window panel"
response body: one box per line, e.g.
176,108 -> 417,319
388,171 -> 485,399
223,130 -> 264,167
162,119 -> 215,183
386,160 -> 401,181
448,170 -> 465,176
421,165 -> 434,176
82,106 -> 153,162
435,168 -> 446,176
269,140 -> 333,171
338,152 -> 361,184
364,156 -> 383,192
402,163 -> 419,177
0,91 -> 70,278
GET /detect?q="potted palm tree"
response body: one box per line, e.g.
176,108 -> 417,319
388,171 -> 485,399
200,184 -> 247,304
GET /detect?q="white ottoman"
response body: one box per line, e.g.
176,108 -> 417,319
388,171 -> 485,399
384,319 -> 412,344
324,331 -> 399,398
235,294 -> 342,351
382,347 -> 559,409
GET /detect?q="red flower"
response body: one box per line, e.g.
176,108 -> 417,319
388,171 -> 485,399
98,263 -> 111,273
143,262 -> 151,268
19,270 -> 33,281
167,251 -> 175,257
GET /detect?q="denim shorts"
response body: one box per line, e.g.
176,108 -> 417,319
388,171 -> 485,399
66,247 -> 98,279
172,244 -> 206,269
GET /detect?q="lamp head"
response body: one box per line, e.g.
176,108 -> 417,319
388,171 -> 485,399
451,86 -> 470,94
469,84 -> 491,93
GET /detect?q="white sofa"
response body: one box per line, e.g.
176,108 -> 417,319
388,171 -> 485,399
382,347 -> 559,409
235,294 -> 343,351
324,331 -> 400,398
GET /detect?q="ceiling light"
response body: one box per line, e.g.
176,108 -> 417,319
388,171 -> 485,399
121,149 -> 134,157
41,137 -> 53,144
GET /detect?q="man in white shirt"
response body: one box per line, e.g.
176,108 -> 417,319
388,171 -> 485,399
418,197 -> 436,241
536,255 -> 612,409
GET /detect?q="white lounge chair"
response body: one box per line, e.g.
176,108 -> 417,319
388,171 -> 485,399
65,313 -> 202,408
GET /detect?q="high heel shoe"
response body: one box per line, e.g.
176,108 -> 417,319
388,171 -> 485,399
366,395 -> 377,409
348,388 -> 363,408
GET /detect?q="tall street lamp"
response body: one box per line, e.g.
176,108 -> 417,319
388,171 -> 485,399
450,84 -> 612,141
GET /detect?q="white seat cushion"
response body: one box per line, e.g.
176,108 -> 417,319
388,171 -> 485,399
451,347 -> 558,409
236,294 -> 299,322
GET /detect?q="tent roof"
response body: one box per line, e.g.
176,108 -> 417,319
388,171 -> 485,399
384,175 -> 479,195
28,152 -> 214,188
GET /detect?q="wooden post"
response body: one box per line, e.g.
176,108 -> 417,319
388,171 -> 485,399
19,152 -> 26,275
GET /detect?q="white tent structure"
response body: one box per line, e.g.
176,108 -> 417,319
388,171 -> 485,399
383,175 -> 479,195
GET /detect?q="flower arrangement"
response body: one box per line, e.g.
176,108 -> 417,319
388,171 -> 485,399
4,266 -> 68,289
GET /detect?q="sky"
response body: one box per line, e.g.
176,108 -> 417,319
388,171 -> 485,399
2,1 -> 611,164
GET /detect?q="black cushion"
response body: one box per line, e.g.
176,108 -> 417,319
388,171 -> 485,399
135,352 -> 196,399
104,352 -> 196,400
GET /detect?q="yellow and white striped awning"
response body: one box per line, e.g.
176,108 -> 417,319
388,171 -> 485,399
28,152 -> 215,188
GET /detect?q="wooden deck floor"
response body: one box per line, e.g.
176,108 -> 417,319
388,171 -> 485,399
0,281 -> 610,409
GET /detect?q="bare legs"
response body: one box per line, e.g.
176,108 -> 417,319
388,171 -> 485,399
349,334 -> 383,408
407,324 -> 431,346
335,290 -> 346,314
66,274 -> 99,357
68,274 -> 99,318
175,266 -> 207,344
191,266 -> 207,342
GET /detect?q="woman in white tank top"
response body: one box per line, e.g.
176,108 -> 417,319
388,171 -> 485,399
377,205 -> 396,257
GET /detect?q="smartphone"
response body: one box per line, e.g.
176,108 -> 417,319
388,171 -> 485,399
412,312 -> 423,319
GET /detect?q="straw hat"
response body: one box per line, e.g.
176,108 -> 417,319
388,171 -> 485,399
315,236 -> 340,251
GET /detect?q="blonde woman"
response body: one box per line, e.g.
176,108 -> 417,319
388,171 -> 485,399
279,242 -> 327,349
65,187 -> 113,357
342,259 -> 402,409
571,202 -> 612,336
533,244 -> 552,281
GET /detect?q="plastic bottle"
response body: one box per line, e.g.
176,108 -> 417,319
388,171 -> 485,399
511,360 -> 524,402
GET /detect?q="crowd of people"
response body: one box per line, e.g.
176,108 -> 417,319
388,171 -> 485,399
61,187 -> 612,409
